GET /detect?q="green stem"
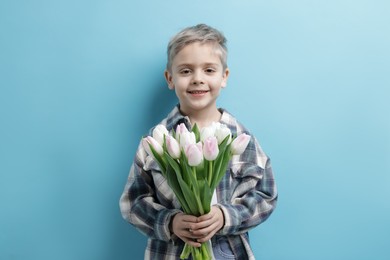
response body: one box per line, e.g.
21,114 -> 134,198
196,195 -> 204,216
180,243 -> 191,259
191,166 -> 204,216
192,166 -> 197,181
201,242 -> 212,260
207,160 -> 213,186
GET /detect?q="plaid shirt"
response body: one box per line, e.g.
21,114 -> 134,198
120,105 -> 277,259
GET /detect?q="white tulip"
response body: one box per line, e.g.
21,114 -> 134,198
152,124 -> 169,146
185,142 -> 203,166
215,124 -> 232,144
231,133 -> 251,155
200,125 -> 216,142
166,135 -> 181,159
142,136 -> 164,156
179,131 -> 196,149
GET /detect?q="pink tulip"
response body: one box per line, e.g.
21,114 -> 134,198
175,123 -> 188,140
142,136 -> 163,156
166,135 -> 181,159
185,142 -> 203,166
231,133 -> 251,155
203,136 -> 219,161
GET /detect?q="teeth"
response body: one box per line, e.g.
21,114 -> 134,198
189,90 -> 207,94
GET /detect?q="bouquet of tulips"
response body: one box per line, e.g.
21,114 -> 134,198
142,122 -> 251,260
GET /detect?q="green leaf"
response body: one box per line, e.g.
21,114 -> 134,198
189,167 -> 200,195
178,151 -> 189,185
179,153 -> 199,193
192,123 -> 201,142
166,154 -> 199,215
210,136 -> 231,188
212,143 -> 232,191
149,144 -> 166,174
195,161 -> 205,179
162,134 -> 167,152
171,128 -> 177,139
177,174 -> 200,215
166,164 -> 190,213
164,152 -> 181,176
198,179 -> 212,213
200,160 -> 209,182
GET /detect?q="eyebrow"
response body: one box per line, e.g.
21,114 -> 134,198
176,62 -> 220,68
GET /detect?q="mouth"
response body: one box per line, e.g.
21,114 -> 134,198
187,90 -> 209,94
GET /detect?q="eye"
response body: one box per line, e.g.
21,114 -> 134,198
205,68 -> 216,73
179,68 -> 191,74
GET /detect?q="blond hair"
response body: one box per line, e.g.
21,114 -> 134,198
166,24 -> 228,71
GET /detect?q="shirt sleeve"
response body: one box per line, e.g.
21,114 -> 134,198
119,142 -> 181,242
217,136 -> 278,235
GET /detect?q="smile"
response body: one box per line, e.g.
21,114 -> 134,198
188,90 -> 209,94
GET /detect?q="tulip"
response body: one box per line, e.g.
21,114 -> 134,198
215,124 -> 232,144
231,133 -> 251,155
152,124 -> 169,146
211,121 -> 221,129
200,125 -> 216,142
179,131 -> 196,149
175,123 -> 189,140
166,135 -> 181,159
185,142 -> 203,166
203,136 -> 219,161
142,136 -> 164,156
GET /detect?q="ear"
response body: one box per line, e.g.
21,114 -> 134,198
164,70 -> 174,90
221,68 -> 230,88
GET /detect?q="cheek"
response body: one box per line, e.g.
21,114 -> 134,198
173,78 -> 189,89
210,79 -> 225,89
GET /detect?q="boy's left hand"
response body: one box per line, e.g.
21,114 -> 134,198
190,206 -> 225,243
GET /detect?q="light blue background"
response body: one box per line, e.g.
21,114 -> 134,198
1,1 -> 389,259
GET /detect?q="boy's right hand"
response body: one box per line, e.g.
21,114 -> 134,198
171,212 -> 202,248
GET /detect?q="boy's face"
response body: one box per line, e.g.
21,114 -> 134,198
165,42 -> 229,116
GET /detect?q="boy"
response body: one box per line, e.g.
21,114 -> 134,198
120,24 -> 277,259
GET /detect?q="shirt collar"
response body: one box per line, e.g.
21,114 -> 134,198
164,105 -> 237,134
165,105 -> 191,132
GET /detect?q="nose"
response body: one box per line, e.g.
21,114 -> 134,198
191,70 -> 204,85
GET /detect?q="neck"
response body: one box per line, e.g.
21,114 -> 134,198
180,106 -> 222,129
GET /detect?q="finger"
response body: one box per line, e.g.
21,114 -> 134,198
192,221 -> 219,237
181,214 -> 198,223
196,223 -> 221,243
196,231 -> 215,243
191,215 -> 219,233
196,212 -> 213,222
197,206 -> 221,222
180,237 -> 202,248
179,227 -> 207,239
190,220 -> 212,231
191,214 -> 217,230
175,215 -> 198,229
182,229 -> 199,238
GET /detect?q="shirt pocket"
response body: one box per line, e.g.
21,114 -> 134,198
231,161 -> 264,179
229,162 -> 264,198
